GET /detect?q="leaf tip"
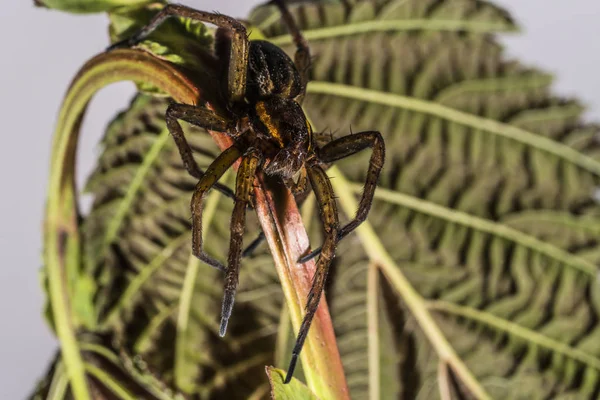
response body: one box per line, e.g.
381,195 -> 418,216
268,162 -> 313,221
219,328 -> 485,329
266,366 -> 318,399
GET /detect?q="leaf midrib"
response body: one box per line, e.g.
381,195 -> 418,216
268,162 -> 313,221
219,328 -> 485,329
175,187 -> 223,392
100,232 -> 190,327
102,127 -> 171,250
351,183 -> 597,276
501,210 -> 600,236
329,166 -> 492,400
269,19 -> 516,46
308,81 -> 600,178
428,300 -> 600,371
434,73 -> 554,105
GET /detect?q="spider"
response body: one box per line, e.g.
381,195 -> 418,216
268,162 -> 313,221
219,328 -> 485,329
110,1 -> 385,383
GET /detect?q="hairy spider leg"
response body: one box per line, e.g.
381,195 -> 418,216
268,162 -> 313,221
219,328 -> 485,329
272,0 -> 311,104
190,146 -> 242,272
220,148 -> 262,336
166,103 -> 236,199
242,231 -> 266,257
285,162 -> 339,383
108,3 -> 249,102
299,131 -> 385,263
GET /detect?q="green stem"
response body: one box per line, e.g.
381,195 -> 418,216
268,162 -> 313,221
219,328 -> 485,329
84,364 -> 136,399
47,361 -> 69,400
46,49 -> 202,400
367,262 -> 380,400
270,19 -> 517,45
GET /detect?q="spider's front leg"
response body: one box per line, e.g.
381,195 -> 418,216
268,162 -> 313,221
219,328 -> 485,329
190,145 -> 242,272
272,0 -> 311,104
300,131 -> 385,262
285,162 -> 339,383
108,3 -> 249,102
166,103 -> 237,199
220,148 -> 262,336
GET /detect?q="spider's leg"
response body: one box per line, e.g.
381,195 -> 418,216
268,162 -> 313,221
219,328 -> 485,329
299,131 -> 385,263
191,145 -> 242,272
166,102 -> 236,199
316,131 -> 385,239
285,163 -> 339,384
109,4 -> 248,102
272,0 -> 311,104
242,231 -> 265,257
220,148 -> 262,336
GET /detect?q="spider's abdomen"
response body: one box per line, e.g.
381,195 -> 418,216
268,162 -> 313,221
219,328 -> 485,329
246,40 -> 302,101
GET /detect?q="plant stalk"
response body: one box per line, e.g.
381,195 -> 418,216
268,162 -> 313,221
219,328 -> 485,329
50,48 -> 348,398
209,136 -> 349,399
46,49 -> 201,400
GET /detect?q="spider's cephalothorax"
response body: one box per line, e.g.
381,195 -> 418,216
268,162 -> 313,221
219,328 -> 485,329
237,39 -> 312,178
110,1 -> 385,384
251,96 -> 311,177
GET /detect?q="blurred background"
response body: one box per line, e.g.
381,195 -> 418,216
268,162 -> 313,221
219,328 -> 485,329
1,0 -> 599,398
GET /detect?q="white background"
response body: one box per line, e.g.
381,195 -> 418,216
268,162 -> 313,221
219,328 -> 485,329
1,1 -> 599,398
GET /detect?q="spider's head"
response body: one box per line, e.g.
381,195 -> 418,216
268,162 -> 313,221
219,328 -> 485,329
252,97 -> 312,179
263,145 -> 306,179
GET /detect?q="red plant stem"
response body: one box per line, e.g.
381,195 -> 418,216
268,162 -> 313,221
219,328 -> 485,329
210,134 -> 349,398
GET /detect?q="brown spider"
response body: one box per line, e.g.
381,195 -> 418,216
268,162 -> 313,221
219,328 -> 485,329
110,1 -> 385,383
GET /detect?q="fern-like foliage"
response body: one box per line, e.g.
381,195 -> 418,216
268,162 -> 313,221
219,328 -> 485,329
34,0 -> 600,399
256,0 -> 600,398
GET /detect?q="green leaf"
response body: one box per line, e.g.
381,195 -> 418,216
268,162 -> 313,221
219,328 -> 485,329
250,0 -> 518,42
41,48 -> 217,400
252,0 -> 600,398
38,0 -> 600,398
28,341 -> 177,400
85,93 -> 279,396
35,0 -> 156,14
107,4 -> 215,95
266,366 -> 319,400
